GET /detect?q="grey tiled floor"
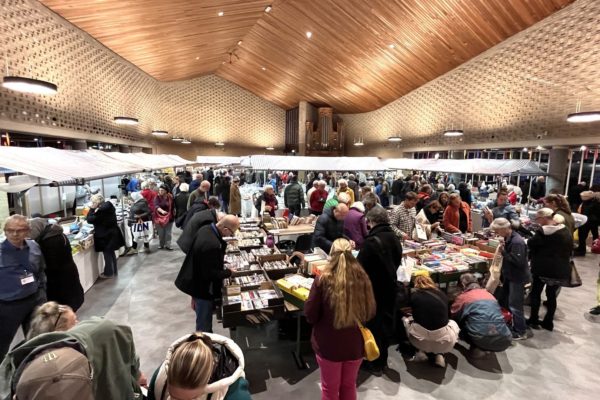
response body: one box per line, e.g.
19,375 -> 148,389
77,232 -> 600,400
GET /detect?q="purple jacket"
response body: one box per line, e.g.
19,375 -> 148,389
343,207 -> 368,249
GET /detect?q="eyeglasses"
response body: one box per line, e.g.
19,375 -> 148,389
4,228 -> 29,235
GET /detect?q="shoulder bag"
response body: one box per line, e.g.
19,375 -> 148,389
357,320 -> 380,361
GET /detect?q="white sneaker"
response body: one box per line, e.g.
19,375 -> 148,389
434,354 -> 446,368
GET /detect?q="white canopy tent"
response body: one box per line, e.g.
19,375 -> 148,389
99,151 -> 196,170
383,158 -> 547,176
196,156 -> 245,166
242,155 -> 388,171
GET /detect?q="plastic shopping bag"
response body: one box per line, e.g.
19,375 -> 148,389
131,221 -> 153,242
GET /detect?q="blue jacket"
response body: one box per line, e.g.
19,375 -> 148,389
0,239 -> 46,301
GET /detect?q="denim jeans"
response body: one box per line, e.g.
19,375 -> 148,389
502,280 -> 526,334
194,298 -> 213,333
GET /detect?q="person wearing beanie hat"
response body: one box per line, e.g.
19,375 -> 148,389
174,183 -> 190,228
575,190 -> 600,256
128,191 -> 152,254
527,208 -> 572,331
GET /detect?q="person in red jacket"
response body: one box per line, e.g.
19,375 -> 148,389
141,180 -> 157,213
443,193 -> 472,233
310,181 -> 328,216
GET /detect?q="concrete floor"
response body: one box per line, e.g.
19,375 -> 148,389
76,231 -> 600,400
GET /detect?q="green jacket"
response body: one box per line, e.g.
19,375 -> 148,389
0,318 -> 141,400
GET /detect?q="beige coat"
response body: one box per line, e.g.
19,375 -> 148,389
229,183 -> 241,215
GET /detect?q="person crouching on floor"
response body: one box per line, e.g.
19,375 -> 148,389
451,273 -> 512,357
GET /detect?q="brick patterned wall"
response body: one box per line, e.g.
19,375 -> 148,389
341,0 -> 600,152
0,0 -> 285,148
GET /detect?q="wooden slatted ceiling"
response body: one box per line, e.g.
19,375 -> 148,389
40,0 -> 573,113
39,0 -> 271,81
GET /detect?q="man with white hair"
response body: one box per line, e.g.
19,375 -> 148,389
490,217 -> 530,340
0,215 -> 47,360
187,180 -> 211,210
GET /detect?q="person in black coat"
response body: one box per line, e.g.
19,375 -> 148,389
312,204 -> 349,253
220,176 -> 231,213
177,208 -> 220,254
173,183 -> 190,227
28,218 -> 84,311
527,209 -> 573,331
128,191 -> 152,253
357,206 -> 403,373
175,216 -> 239,333
86,194 -> 125,278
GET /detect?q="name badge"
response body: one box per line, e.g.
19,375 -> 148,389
21,273 -> 35,286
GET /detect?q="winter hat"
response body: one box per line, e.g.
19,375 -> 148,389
351,201 -> 366,213
580,190 -> 594,201
130,191 -> 143,202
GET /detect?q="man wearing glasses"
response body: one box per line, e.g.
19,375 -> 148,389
0,215 -> 47,359
175,215 -> 240,333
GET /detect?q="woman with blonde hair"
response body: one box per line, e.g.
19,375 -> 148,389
27,301 -> 78,340
305,238 -> 376,400
148,332 -> 250,400
404,274 -> 459,368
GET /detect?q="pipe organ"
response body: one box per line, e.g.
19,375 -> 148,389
305,107 -> 344,156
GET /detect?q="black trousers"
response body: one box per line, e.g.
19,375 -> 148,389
529,275 -> 560,324
0,290 -> 45,360
367,310 -> 390,368
288,205 -> 301,217
577,222 -> 599,253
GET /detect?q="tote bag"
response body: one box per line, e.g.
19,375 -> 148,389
131,220 -> 153,241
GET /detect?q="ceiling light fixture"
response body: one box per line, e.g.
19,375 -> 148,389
353,137 -> 364,147
265,146 -> 275,151
215,142 -> 225,146
264,5 -> 272,13
261,66 -> 267,71
217,11 -> 224,16
388,44 -> 396,49
580,145 -> 587,151
237,40 -> 243,46
195,56 -> 200,60
113,116 -> 139,125
536,145 -> 544,150
181,138 -> 192,144
2,76 -> 58,95
172,136 -> 183,141
387,136 -> 402,142
567,100 -> 600,123
522,147 -> 528,152
306,31 -> 312,39
151,130 -> 168,136
443,129 -> 464,137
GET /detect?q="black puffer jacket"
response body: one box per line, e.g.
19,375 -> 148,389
312,208 -> 344,253
128,199 -> 151,225
528,224 -> 572,280
284,181 -> 305,208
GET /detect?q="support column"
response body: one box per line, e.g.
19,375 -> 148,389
298,101 -> 308,156
547,147 -> 569,195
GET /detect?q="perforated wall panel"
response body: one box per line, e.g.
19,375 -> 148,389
341,0 -> 600,150
0,0 -> 285,146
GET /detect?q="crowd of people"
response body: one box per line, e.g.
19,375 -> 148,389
1,167 -> 599,400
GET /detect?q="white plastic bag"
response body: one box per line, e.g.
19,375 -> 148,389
396,257 -> 415,283
131,221 -> 153,242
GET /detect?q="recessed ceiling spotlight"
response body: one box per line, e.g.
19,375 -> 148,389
388,44 -> 396,49
195,56 -> 200,60
22,110 -> 27,115
151,130 -> 168,136
264,5 -> 272,13
237,40 -> 243,46
221,61 -> 226,64
217,11 -> 224,16
261,66 -> 267,71
306,31 -> 312,39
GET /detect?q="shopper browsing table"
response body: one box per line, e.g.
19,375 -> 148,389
305,238 -> 376,400
443,193 -> 472,233
0,215 -> 47,361
357,206 -> 403,374
390,191 -> 418,239
313,203 -> 350,253
175,216 -> 239,333
527,209 -> 572,331
86,194 -> 125,279
490,218 -> 530,340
